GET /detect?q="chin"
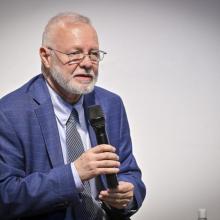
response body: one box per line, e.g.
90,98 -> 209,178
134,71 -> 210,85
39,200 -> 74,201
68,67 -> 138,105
66,82 -> 95,95
80,85 -> 95,94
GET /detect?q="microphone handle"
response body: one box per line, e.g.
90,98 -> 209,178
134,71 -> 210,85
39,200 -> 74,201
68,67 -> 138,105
96,131 -> 119,189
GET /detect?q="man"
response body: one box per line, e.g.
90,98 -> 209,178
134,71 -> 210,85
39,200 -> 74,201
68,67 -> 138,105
0,12 -> 146,220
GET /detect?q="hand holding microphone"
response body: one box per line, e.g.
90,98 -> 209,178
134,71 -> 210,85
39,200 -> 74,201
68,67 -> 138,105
74,144 -> 120,182
87,105 -> 119,188
74,105 -> 119,188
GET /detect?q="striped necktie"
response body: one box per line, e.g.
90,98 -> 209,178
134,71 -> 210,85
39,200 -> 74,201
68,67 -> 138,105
66,108 -> 97,220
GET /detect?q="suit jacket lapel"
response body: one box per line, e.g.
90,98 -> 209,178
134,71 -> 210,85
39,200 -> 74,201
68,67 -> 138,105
29,75 -> 64,167
35,101 -> 64,167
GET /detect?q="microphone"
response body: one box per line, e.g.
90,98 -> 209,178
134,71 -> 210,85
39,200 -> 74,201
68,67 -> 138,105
87,105 -> 119,189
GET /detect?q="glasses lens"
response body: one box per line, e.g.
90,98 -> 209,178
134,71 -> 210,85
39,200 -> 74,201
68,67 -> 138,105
68,52 -> 84,63
90,51 -> 101,61
67,51 -> 106,64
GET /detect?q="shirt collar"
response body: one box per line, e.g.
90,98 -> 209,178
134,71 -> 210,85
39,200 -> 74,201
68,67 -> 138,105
46,83 -> 84,126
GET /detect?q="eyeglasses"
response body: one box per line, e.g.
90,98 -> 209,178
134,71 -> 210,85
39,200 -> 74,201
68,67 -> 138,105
47,47 -> 107,64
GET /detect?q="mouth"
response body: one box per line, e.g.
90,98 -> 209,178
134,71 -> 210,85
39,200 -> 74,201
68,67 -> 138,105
73,74 -> 94,84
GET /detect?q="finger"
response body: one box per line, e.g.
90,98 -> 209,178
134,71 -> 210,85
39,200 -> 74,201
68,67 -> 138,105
97,167 -> 120,175
107,181 -> 134,193
100,191 -> 132,200
95,152 -> 119,161
100,196 -> 130,204
96,160 -> 120,168
91,145 -> 116,153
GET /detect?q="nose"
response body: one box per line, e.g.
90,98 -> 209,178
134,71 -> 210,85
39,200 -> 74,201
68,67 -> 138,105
79,54 -> 93,69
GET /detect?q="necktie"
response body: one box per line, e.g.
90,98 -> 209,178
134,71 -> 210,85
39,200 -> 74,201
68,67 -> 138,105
66,108 -> 97,220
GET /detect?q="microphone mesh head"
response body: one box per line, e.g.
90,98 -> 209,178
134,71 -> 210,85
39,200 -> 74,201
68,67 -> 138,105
87,105 -> 104,121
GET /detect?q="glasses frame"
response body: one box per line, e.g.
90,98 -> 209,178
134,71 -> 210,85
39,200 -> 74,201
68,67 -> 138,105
47,47 -> 107,65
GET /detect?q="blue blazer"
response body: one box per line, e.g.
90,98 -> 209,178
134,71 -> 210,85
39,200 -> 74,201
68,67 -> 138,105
0,74 -> 146,220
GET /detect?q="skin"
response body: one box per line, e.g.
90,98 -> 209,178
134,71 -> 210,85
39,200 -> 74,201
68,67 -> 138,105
39,21 -> 134,209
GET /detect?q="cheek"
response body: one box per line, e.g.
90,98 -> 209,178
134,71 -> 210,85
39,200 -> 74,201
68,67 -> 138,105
93,65 -> 99,75
52,63 -> 73,78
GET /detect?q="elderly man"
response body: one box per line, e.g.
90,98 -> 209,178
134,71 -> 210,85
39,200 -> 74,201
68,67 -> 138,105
0,12 -> 146,220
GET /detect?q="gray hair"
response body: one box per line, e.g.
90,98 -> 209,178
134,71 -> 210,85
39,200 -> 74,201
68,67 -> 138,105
42,12 -> 91,47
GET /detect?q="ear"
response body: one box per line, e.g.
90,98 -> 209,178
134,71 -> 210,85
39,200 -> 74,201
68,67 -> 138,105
39,47 -> 51,68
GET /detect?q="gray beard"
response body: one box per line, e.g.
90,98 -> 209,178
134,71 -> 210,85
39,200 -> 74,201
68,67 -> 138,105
50,66 -> 98,95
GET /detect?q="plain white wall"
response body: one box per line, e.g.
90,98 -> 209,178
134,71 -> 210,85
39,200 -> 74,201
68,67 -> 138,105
1,1 -> 220,219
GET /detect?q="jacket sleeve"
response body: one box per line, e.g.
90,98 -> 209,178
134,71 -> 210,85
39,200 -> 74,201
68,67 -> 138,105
0,110 -> 79,219
105,96 -> 146,217
119,99 -> 146,209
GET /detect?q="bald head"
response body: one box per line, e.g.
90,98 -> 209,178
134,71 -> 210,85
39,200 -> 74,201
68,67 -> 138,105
42,12 -> 93,47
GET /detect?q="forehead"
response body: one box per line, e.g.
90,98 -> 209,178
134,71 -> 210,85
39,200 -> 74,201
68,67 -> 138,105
52,22 -> 99,50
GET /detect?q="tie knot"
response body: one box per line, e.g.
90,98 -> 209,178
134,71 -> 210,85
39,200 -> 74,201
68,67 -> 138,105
67,108 -> 79,125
